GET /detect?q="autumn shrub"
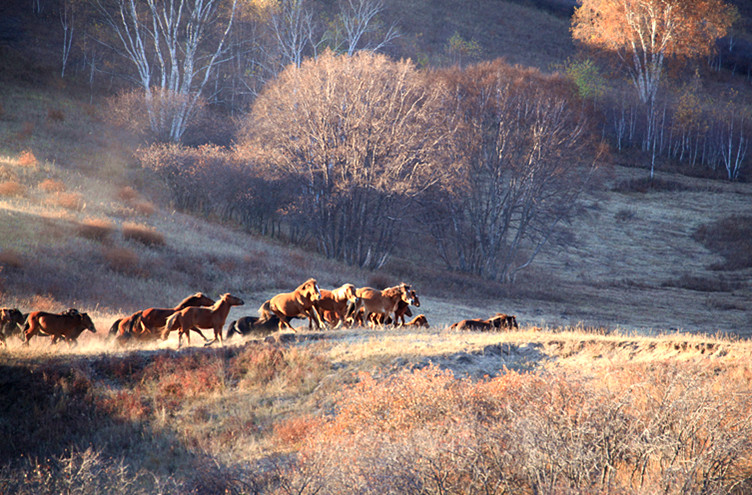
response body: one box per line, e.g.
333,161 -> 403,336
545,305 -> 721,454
16,123 -> 34,141
366,273 -> 393,290
117,185 -> 140,202
48,191 -> 84,211
38,178 -> 66,192
0,180 -> 26,197
228,344 -> 327,392
693,214 -> 752,270
136,143 -> 282,235
102,246 -> 140,274
122,222 -> 165,247
0,249 -> 23,269
281,363 -> 752,494
0,447 -> 157,495
662,273 -> 743,292
78,217 -> 115,242
47,108 -> 65,122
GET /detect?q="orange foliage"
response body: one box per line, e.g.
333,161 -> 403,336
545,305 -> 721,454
572,0 -> 736,59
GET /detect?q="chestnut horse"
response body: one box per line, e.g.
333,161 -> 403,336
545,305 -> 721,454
23,309 -> 97,345
404,314 -> 430,328
114,292 -> 215,344
164,293 -> 244,347
314,283 -> 360,329
268,278 -> 324,331
354,283 -> 415,328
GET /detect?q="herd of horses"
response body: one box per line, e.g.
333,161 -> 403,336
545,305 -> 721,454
0,278 -> 518,349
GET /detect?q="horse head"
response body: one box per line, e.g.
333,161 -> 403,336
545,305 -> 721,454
301,278 -> 321,302
80,313 -> 97,333
220,293 -> 245,307
399,284 -> 417,306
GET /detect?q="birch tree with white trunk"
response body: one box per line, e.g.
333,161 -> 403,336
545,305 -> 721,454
94,0 -> 237,142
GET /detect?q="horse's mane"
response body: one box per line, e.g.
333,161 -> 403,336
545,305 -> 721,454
175,292 -> 211,309
381,283 -> 409,297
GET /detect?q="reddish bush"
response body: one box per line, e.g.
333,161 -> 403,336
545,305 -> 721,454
102,246 -> 140,274
38,178 -> 66,193
0,180 -> 26,197
78,217 -> 115,242
122,222 -> 165,247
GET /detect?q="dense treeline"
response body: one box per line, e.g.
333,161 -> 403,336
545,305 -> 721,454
4,0 -> 750,279
140,52 -> 597,279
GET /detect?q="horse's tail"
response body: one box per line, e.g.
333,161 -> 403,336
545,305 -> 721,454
224,320 -> 237,341
258,300 -> 272,320
107,319 -> 122,341
164,311 -> 181,339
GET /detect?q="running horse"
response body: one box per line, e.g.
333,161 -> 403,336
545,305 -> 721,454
163,293 -> 244,347
111,292 -> 216,344
314,283 -> 360,329
353,283 -> 416,328
23,308 -> 97,345
268,278 -> 324,331
0,308 -> 26,346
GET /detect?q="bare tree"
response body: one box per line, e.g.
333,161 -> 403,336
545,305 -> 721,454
333,0 -> 398,56
239,50 -> 451,268
425,60 -> 598,283
60,0 -> 76,77
94,0 -> 237,142
269,0 -> 320,69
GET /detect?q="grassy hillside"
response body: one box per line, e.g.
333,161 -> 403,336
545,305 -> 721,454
2,0 -> 752,492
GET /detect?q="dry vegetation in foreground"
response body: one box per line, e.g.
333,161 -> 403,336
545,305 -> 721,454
1,326 -> 752,494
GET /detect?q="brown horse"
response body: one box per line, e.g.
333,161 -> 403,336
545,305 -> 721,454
23,309 -> 97,345
354,283 -> 415,328
268,278 -> 324,331
118,292 -> 216,343
449,313 -> 518,331
1,308 -> 26,346
164,293 -> 244,347
404,314 -> 430,328
314,283 -> 360,329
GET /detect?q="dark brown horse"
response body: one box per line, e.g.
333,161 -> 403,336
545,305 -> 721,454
164,293 -> 244,347
353,283 -> 415,328
115,292 -> 215,344
224,315 -> 281,340
449,313 -> 518,331
0,308 -> 26,346
314,283 -> 360,329
268,278 -> 324,331
23,309 -> 97,345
